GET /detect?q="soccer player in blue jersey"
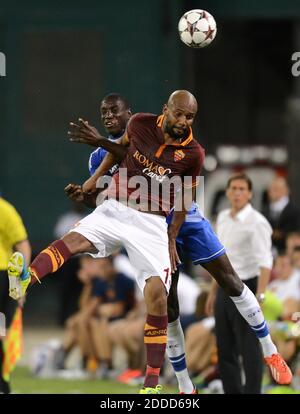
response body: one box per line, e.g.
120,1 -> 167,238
69,91 -> 292,388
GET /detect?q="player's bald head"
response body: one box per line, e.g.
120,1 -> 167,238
167,90 -> 198,113
162,90 -> 197,140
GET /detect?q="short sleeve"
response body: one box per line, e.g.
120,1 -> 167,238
88,148 -> 106,176
125,113 -> 148,141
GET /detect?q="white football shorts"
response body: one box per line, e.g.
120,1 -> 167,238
70,199 -> 172,293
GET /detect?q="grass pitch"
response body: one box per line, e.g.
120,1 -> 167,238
11,367 -> 177,394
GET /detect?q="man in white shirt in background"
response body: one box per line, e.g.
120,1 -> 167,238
206,173 -> 273,394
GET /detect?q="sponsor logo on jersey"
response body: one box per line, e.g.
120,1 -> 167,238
133,150 -> 172,182
174,149 -> 185,162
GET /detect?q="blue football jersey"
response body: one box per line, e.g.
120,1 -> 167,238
88,134 -> 120,177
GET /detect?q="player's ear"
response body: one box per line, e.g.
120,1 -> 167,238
162,104 -> 168,115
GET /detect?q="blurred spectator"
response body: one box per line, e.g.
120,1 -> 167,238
54,255 -> 95,370
176,272 -> 201,331
292,246 -> 300,271
53,202 -> 86,239
286,233 -> 300,260
87,257 -> 136,377
268,254 -> 300,319
185,291 -> 217,377
108,300 -> 146,384
262,177 -> 300,252
264,255 -> 300,376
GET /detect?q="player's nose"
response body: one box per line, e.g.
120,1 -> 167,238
104,109 -> 114,119
177,114 -> 187,125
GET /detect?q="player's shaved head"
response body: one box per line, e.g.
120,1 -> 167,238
167,90 -> 198,114
163,90 -> 197,140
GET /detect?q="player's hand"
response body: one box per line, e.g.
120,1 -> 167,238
167,228 -> 181,273
82,176 -> 98,194
64,183 -> 84,202
68,118 -> 105,147
205,290 -> 216,316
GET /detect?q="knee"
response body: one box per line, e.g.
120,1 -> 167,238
151,295 -> 167,314
62,232 -> 93,255
145,278 -> 167,314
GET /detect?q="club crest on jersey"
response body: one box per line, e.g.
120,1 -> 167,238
174,149 -> 185,162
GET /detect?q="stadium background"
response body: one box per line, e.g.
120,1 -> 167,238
1,0 -> 300,393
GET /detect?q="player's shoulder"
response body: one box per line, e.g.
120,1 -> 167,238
0,197 -> 19,218
128,112 -> 158,126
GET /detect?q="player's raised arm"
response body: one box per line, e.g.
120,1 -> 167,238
68,118 -> 128,161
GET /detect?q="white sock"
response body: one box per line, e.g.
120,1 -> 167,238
230,284 -> 277,357
166,318 -> 194,393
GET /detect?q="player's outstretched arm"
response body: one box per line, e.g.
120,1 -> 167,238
68,118 -> 128,160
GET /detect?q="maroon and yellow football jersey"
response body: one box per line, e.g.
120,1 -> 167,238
107,113 -> 205,215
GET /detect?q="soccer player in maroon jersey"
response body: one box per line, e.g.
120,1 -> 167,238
8,90 -> 292,391
8,90 -> 204,394
66,93 -> 198,393
68,90 -> 293,389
